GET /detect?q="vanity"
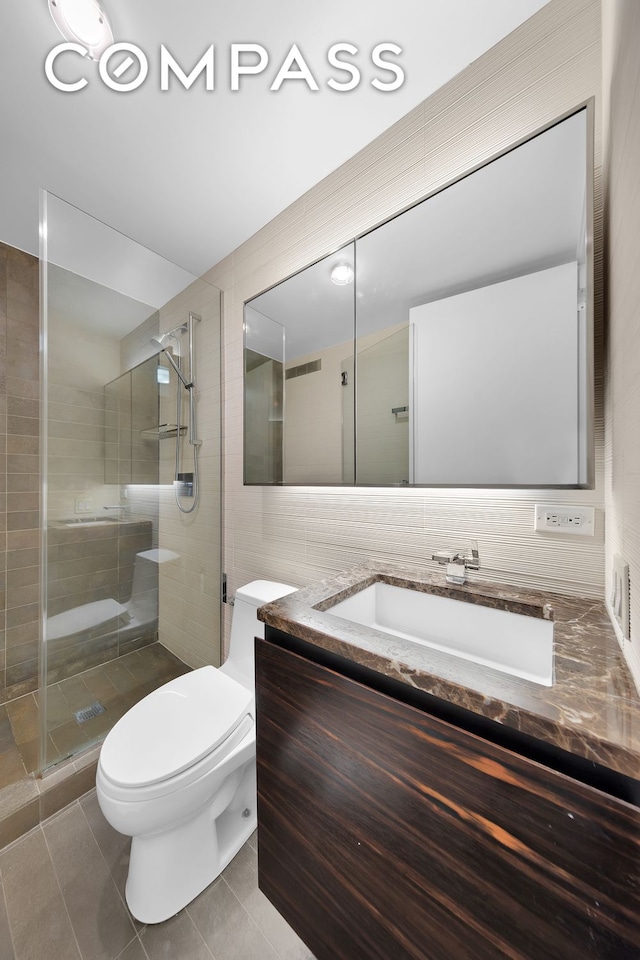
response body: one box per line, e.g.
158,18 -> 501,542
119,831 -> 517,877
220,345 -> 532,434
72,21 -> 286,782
254,567 -> 640,960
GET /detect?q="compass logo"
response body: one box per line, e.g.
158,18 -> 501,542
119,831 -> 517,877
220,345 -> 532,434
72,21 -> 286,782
44,42 -> 405,93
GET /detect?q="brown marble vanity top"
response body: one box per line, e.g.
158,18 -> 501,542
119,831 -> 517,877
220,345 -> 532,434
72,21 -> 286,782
258,564 -> 640,781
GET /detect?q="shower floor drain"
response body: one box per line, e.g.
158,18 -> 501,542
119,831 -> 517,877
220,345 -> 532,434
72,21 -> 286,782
74,701 -> 106,725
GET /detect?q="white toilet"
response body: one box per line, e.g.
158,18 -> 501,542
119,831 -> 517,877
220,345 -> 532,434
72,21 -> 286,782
96,580 -> 297,924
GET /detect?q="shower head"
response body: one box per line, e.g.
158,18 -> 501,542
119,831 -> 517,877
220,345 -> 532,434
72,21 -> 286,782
150,331 -> 182,357
150,331 -> 192,389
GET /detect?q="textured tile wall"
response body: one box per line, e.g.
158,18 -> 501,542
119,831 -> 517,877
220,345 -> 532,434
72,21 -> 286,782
157,278 -> 222,670
203,0 -> 605,657
0,243 -> 40,704
602,0 -> 640,690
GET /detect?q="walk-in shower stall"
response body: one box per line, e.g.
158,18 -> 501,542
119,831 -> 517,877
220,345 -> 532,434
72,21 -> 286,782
3,192 -> 223,781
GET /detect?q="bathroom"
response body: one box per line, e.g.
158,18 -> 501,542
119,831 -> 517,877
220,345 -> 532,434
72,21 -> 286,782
1,0 -> 640,957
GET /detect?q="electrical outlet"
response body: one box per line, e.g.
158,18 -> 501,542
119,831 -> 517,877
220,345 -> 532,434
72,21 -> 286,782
534,504 -> 595,536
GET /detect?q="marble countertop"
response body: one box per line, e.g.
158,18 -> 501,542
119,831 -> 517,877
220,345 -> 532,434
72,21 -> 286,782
258,564 -> 640,781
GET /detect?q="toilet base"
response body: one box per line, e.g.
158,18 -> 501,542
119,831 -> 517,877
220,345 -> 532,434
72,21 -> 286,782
125,760 -> 257,924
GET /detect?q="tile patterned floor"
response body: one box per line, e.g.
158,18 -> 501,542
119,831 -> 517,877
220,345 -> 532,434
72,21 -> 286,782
0,644 -> 189,790
0,790 -> 316,960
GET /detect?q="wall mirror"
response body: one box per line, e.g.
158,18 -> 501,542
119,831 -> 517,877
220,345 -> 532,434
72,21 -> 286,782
244,105 -> 593,487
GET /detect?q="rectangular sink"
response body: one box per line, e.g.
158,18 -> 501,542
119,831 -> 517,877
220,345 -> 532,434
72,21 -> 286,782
327,582 -> 553,686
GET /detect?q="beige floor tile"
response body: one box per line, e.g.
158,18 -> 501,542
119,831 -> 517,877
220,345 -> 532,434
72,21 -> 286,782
0,748 -> 27,789
0,828 -> 82,960
0,876 -> 17,960
3,781 -> 315,959
15,737 -> 38,774
80,791 -> 132,904
45,683 -> 74,726
80,665 -> 120,704
141,911 -> 214,960
58,675 -> 93,712
101,660 -> 140,695
221,841 -> 258,903
0,709 -> 15,754
49,718 -> 96,759
44,804 -> 137,960
5,694 -> 38,745
188,877 -> 280,960
114,939 -> 147,960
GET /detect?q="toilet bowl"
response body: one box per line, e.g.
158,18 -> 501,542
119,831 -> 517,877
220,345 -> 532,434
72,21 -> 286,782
96,579 -> 297,924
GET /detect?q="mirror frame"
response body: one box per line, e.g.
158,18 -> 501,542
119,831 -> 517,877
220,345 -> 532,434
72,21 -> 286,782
243,100 -> 595,489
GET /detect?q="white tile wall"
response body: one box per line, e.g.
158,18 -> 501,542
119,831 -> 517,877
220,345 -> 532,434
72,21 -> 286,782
203,0 -> 605,656
602,0 -> 640,691
156,279 -> 222,669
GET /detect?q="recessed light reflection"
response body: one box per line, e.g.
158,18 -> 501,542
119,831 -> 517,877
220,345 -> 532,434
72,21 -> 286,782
330,262 -> 354,286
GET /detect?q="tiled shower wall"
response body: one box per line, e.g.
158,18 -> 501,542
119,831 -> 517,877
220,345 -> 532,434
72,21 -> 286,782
156,278 -> 222,670
602,0 -> 640,689
204,0 -> 605,656
0,243 -> 40,705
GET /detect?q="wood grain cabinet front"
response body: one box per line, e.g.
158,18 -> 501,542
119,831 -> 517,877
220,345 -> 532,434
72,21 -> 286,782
256,636 -> 640,960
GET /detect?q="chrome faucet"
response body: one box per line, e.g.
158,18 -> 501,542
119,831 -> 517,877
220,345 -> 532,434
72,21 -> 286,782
431,543 -> 480,585
103,504 -> 127,520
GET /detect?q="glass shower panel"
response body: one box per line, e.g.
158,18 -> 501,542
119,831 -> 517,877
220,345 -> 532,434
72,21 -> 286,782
131,358 -> 161,484
104,368 -> 131,484
39,192 -> 221,772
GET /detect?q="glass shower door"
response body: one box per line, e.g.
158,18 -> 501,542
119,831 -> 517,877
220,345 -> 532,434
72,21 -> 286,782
39,192 -> 222,771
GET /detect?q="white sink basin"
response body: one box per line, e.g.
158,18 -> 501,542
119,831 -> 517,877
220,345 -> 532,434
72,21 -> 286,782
327,582 -> 553,686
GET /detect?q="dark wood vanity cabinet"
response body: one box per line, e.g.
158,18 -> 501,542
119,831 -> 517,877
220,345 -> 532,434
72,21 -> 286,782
256,635 -> 640,960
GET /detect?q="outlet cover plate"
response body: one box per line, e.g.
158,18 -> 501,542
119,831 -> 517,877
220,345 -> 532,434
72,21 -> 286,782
611,554 -> 630,641
534,504 -> 595,536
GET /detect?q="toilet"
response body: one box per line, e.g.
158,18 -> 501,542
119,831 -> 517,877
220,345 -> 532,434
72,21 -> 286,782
96,579 -> 297,924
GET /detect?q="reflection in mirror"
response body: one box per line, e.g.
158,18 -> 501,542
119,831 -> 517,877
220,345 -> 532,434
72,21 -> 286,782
356,108 -> 589,486
244,312 -> 284,483
244,243 -> 355,484
105,354 -> 168,485
243,107 -> 592,487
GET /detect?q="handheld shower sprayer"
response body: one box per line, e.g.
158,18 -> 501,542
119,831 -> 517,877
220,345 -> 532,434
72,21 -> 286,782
149,332 -> 193,389
150,314 -> 202,513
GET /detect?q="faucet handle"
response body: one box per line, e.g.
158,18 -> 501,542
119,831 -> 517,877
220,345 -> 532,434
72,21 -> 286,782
432,544 -> 480,570
431,550 -> 457,565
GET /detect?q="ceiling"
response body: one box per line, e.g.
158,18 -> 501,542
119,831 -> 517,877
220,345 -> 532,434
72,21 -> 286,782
0,1 -> 550,284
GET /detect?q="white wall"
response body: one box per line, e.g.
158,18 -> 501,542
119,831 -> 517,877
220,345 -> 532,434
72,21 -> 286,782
202,0 -> 604,656
602,0 -> 640,690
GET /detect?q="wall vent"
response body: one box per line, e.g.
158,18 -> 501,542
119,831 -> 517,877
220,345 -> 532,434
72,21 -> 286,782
285,359 -> 321,380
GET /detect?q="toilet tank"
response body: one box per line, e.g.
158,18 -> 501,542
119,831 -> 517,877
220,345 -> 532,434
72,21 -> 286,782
223,580 -> 297,690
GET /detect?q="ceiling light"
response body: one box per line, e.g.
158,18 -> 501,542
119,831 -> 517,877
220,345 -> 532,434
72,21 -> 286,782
48,0 -> 114,61
330,262 -> 354,286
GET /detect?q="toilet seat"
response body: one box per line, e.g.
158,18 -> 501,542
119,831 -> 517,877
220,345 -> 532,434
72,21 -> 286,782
99,666 -> 253,795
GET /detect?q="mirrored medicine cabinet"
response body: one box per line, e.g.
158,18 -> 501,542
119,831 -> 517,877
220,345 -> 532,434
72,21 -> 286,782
244,104 -> 594,488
